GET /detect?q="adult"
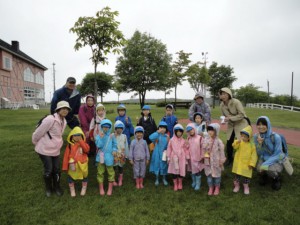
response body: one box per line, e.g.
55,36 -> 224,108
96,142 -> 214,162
32,100 -> 70,197
50,77 -> 81,129
253,116 -> 286,190
219,87 -> 248,166
188,91 -> 211,124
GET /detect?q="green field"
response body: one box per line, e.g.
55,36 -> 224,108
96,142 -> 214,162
0,105 -> 299,225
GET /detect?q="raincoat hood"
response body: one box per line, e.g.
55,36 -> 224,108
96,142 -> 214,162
240,125 -> 253,138
186,123 -> 196,137
220,87 -> 232,98
117,104 -> 126,111
114,120 -> 125,130
134,126 -> 144,138
173,124 -> 184,133
85,94 -> 95,103
207,123 -> 220,136
67,126 -> 85,144
194,91 -> 205,100
256,116 -> 272,138
100,119 -> 113,134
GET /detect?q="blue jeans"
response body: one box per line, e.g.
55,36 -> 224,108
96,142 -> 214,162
207,175 -> 221,187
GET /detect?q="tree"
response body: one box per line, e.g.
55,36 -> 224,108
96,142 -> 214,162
235,84 -> 269,105
208,62 -> 237,108
112,78 -> 123,103
170,50 -> 192,103
80,72 -> 113,103
116,30 -> 172,108
70,7 -> 126,103
186,63 -> 210,93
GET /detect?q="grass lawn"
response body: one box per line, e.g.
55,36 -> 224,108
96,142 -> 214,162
0,105 -> 299,225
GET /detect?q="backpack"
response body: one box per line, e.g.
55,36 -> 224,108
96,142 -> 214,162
270,132 -> 288,155
35,114 -> 55,139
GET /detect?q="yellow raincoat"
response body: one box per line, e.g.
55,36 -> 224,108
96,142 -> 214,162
232,125 -> 258,178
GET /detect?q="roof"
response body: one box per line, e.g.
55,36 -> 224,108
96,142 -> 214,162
0,39 -> 47,70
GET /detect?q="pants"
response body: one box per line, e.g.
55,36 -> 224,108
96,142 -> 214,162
133,159 -> 146,178
234,174 -> 250,184
207,175 -> 221,187
68,176 -> 88,183
226,131 -> 235,163
97,164 -> 115,183
38,154 -> 60,176
172,175 -> 184,179
67,115 -> 80,129
257,160 -> 283,178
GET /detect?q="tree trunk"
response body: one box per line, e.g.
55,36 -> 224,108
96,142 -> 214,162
141,91 -> 146,108
117,93 -> 120,104
212,92 -> 216,108
175,85 -> 177,104
94,64 -> 98,104
164,91 -> 167,104
100,92 -> 103,103
139,93 -> 142,109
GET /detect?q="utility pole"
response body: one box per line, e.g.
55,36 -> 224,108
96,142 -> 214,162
267,80 -> 270,103
52,63 -> 56,93
291,72 -> 294,106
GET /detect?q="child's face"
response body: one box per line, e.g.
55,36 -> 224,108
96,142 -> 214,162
208,129 -> 216,138
257,122 -> 267,134
135,132 -> 143,139
86,98 -> 94,107
97,109 -> 105,116
72,134 -> 82,142
142,109 -> 150,116
118,109 -> 126,116
159,127 -> 166,134
175,130 -> 183,138
195,115 -> 203,124
188,129 -> 195,136
102,127 -> 109,133
115,128 -> 123,135
241,133 -> 249,142
166,108 -> 172,116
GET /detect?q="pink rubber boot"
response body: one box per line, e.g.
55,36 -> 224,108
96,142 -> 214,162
107,182 -> 113,196
213,185 -> 220,196
118,174 -> 123,186
208,186 -> 214,196
135,178 -> 140,189
233,181 -> 240,193
99,183 -> 105,196
69,183 -> 76,197
80,182 -> 87,196
139,178 -> 144,189
173,179 -> 178,191
243,183 -> 250,195
177,178 -> 183,190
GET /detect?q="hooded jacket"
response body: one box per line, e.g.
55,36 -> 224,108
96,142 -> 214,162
129,126 -> 150,161
113,120 -> 129,158
78,95 -> 95,135
161,105 -> 178,138
232,125 -> 258,178
253,116 -> 285,169
115,107 -> 134,144
137,113 -> 157,144
188,91 -> 211,123
219,88 -> 248,140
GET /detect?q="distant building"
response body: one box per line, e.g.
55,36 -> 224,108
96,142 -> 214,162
0,39 -> 47,108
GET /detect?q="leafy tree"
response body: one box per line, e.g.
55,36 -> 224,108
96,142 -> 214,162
112,78 -> 123,103
208,62 -> 236,108
170,50 -> 192,103
235,84 -> 269,105
70,7 -> 126,103
271,94 -> 298,106
116,30 -> 172,108
186,63 -> 210,93
80,72 -> 113,103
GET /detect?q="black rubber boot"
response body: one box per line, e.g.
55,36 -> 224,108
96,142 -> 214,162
259,173 -> 268,186
272,176 -> 281,191
53,173 -> 64,196
44,174 -> 52,197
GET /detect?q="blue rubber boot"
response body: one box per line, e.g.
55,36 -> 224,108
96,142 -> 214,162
194,175 -> 201,191
155,174 -> 159,186
162,175 -> 168,186
191,174 -> 196,188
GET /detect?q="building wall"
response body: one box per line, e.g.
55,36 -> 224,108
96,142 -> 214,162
0,50 -> 45,106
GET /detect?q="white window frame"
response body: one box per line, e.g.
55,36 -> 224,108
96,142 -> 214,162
3,56 -> 12,71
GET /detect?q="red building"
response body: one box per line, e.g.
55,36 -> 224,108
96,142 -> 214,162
0,39 -> 47,108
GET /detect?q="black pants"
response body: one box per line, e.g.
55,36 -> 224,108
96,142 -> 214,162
226,131 -> 235,163
39,154 -> 60,176
67,115 -> 80,129
114,166 -> 123,174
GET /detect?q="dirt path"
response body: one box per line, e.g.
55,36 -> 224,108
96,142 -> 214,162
178,119 -> 300,147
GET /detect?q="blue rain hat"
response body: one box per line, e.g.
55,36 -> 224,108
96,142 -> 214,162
186,126 -> 193,132
142,105 -> 151,110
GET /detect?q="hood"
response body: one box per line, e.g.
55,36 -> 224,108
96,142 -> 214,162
220,87 -> 232,98
207,123 -> 220,136
193,112 -> 204,122
240,125 -> 253,138
134,126 -> 144,138
100,119 -> 113,134
85,94 -> 95,103
256,116 -> 272,137
67,126 -> 85,144
117,104 -> 126,111
194,91 -> 205,100
158,121 -> 168,132
173,123 -> 184,133
186,123 -> 196,137
114,120 -> 125,130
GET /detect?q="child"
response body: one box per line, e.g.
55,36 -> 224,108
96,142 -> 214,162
62,126 -> 90,197
113,120 -> 129,186
161,104 -> 178,138
193,112 -> 208,137
186,123 -> 205,191
149,121 -> 169,186
95,119 -> 118,196
129,126 -> 150,189
203,123 -> 226,196
232,125 -> 258,194
137,105 -> 157,146
89,103 -> 106,141
115,104 -> 134,145
167,124 -> 189,191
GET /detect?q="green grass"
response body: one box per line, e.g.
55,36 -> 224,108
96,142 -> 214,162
0,106 -> 299,225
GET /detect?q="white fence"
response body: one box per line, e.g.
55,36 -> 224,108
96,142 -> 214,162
246,103 -> 300,112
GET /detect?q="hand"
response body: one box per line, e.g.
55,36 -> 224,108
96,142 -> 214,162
136,116 -> 139,123
146,160 -> 149,165
225,116 -> 230,122
130,160 -> 134,165
237,138 -> 241,144
257,135 -> 264,145
112,152 -> 117,156
248,165 -> 253,170
99,132 -> 104,138
125,117 -> 128,123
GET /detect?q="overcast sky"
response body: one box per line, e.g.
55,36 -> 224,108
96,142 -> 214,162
1,0 -> 299,102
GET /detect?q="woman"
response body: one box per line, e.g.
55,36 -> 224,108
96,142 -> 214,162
32,100 -> 70,197
219,87 -> 248,166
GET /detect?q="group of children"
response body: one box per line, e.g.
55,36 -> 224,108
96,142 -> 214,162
62,102 -> 258,197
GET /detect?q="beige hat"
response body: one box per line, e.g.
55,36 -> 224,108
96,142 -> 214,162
194,91 -> 205,100
219,87 -> 232,98
96,103 -> 105,110
55,101 -> 72,112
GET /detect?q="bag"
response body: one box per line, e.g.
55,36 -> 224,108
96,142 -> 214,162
149,142 -> 155,152
162,150 -> 167,161
35,114 -> 55,139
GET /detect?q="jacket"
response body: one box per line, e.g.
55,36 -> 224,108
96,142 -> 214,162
232,125 -> 258,178
137,113 -> 157,144
188,101 -> 211,123
89,113 -> 106,139
115,114 -> 134,145
129,127 -> 150,161
78,95 -> 95,135
62,127 -> 90,180
32,113 -> 67,156
161,114 -> 178,138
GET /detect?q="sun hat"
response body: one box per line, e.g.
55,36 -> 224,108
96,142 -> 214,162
55,101 -> 71,112
135,126 -> 144,133
117,104 -> 126,110
96,103 -> 105,111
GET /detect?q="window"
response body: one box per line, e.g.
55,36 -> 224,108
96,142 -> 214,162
36,89 -> 44,99
24,87 -> 35,99
24,67 -> 34,82
3,56 -> 12,71
35,72 -> 44,85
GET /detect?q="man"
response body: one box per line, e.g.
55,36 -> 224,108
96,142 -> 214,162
51,77 -> 81,129
188,91 -> 211,124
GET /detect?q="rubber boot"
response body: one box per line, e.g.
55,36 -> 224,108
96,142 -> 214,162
43,174 -> 52,197
191,174 -> 196,188
155,175 -> 159,186
259,173 -> 268,186
118,174 -> 123,186
107,182 -> 113,196
139,178 -> 144,189
173,179 -> 178,191
162,175 -> 168,186
243,183 -> 250,195
99,183 -> 105,196
272,176 -> 281,191
213,185 -> 220,196
233,180 -> 240,193
52,173 -> 63,196
177,178 -> 183,190
135,178 -> 140,189
208,186 -> 214,196
69,183 -> 76,197
194,175 -> 201,191
80,182 -> 87,196
113,181 -> 118,186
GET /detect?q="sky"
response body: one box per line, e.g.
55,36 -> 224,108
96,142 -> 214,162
1,0 -> 299,102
